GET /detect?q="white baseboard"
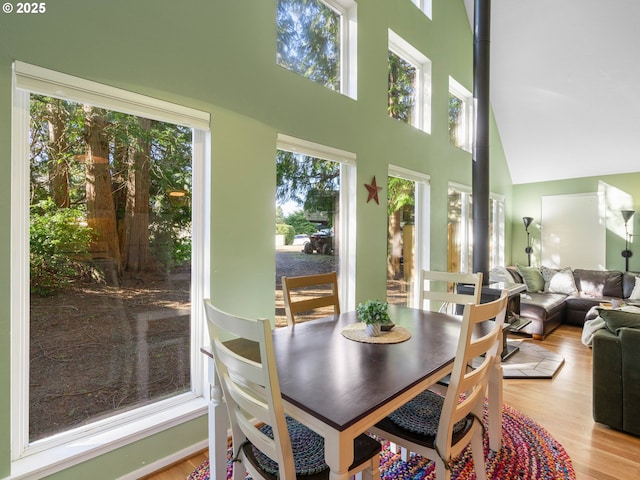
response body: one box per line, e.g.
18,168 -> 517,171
116,440 -> 208,480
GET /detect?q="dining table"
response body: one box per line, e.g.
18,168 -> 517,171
202,304 -> 504,480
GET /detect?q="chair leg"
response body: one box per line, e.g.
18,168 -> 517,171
385,441 -> 408,462
400,446 -> 409,462
435,457 -> 451,480
470,429 -> 487,480
371,453 -> 381,480
232,458 -> 246,480
356,454 -> 380,480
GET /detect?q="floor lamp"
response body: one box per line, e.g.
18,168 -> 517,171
621,209 -> 635,272
523,216 -> 534,267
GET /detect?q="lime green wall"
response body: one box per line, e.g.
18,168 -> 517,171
0,0 -> 513,477
512,173 -> 640,271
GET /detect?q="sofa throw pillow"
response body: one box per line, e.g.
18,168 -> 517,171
540,266 -> 558,291
630,276 -> 640,300
541,266 -> 578,295
489,266 -> 517,284
517,264 -> 544,292
598,307 -> 640,334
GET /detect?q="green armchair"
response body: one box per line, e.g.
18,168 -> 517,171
592,326 -> 640,436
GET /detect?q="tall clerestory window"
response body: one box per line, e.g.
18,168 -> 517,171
276,0 -> 358,99
448,77 -> 473,152
447,184 -> 505,274
388,30 -> 432,133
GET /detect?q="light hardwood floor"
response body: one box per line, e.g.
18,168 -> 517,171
144,324 -> 640,480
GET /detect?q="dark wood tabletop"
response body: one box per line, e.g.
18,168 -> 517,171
268,305 -> 463,431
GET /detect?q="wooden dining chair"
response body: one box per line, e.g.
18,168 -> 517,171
204,300 -> 381,480
369,290 -> 508,480
281,271 -> 340,328
419,270 -> 483,315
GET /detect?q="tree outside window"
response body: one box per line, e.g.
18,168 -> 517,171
448,77 -> 473,151
388,50 -> 416,124
28,94 -> 193,441
388,30 -> 431,133
276,0 -> 341,91
275,150 -> 341,326
387,176 -> 416,306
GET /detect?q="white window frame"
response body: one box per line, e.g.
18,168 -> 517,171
325,0 -> 358,99
449,183 -> 474,273
11,61 -> 211,478
278,0 -> 358,100
276,134 -> 357,309
411,0 -> 432,19
388,29 -> 432,134
449,77 -> 474,152
490,194 -> 506,269
388,165 -> 431,308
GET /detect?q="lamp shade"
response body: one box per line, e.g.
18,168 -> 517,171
621,210 -> 635,224
523,217 -> 534,230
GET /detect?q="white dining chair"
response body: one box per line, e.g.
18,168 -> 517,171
419,270 -> 483,315
204,299 -> 381,480
369,290 -> 508,480
281,271 -> 340,328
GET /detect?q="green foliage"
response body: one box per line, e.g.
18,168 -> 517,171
387,177 -> 415,216
276,150 -> 340,205
284,210 -> 318,235
276,0 -> 340,90
276,223 -> 295,245
449,94 -> 463,145
356,299 -> 391,325
388,50 -> 416,122
30,94 -> 194,276
149,201 -> 192,271
30,199 -> 94,296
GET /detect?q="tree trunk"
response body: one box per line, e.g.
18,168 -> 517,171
122,117 -> 154,273
46,100 -> 70,208
83,105 -> 121,277
387,210 -> 402,279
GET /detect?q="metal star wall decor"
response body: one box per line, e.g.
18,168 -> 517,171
365,176 -> 382,204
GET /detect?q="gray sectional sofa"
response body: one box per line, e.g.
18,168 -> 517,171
492,266 -> 640,339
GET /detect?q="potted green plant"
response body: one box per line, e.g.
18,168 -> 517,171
356,299 -> 391,337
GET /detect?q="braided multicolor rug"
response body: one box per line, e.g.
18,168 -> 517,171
187,403 -> 576,480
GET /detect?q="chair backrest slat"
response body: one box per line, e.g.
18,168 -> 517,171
437,290 -> 508,453
419,270 -> 483,313
282,271 -> 340,327
204,300 -> 296,479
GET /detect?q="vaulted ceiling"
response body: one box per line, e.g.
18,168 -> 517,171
463,0 -> 640,184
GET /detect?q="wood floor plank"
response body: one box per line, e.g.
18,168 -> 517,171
503,325 -> 640,480
145,324 -> 640,479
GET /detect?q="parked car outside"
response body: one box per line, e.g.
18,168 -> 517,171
292,234 -> 309,246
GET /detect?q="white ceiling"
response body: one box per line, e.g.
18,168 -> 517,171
463,0 -> 640,184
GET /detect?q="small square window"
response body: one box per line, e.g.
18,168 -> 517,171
276,0 -> 357,98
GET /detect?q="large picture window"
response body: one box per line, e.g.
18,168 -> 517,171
12,62 -> 209,474
275,134 -> 356,323
447,184 -> 505,273
386,166 -> 430,308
